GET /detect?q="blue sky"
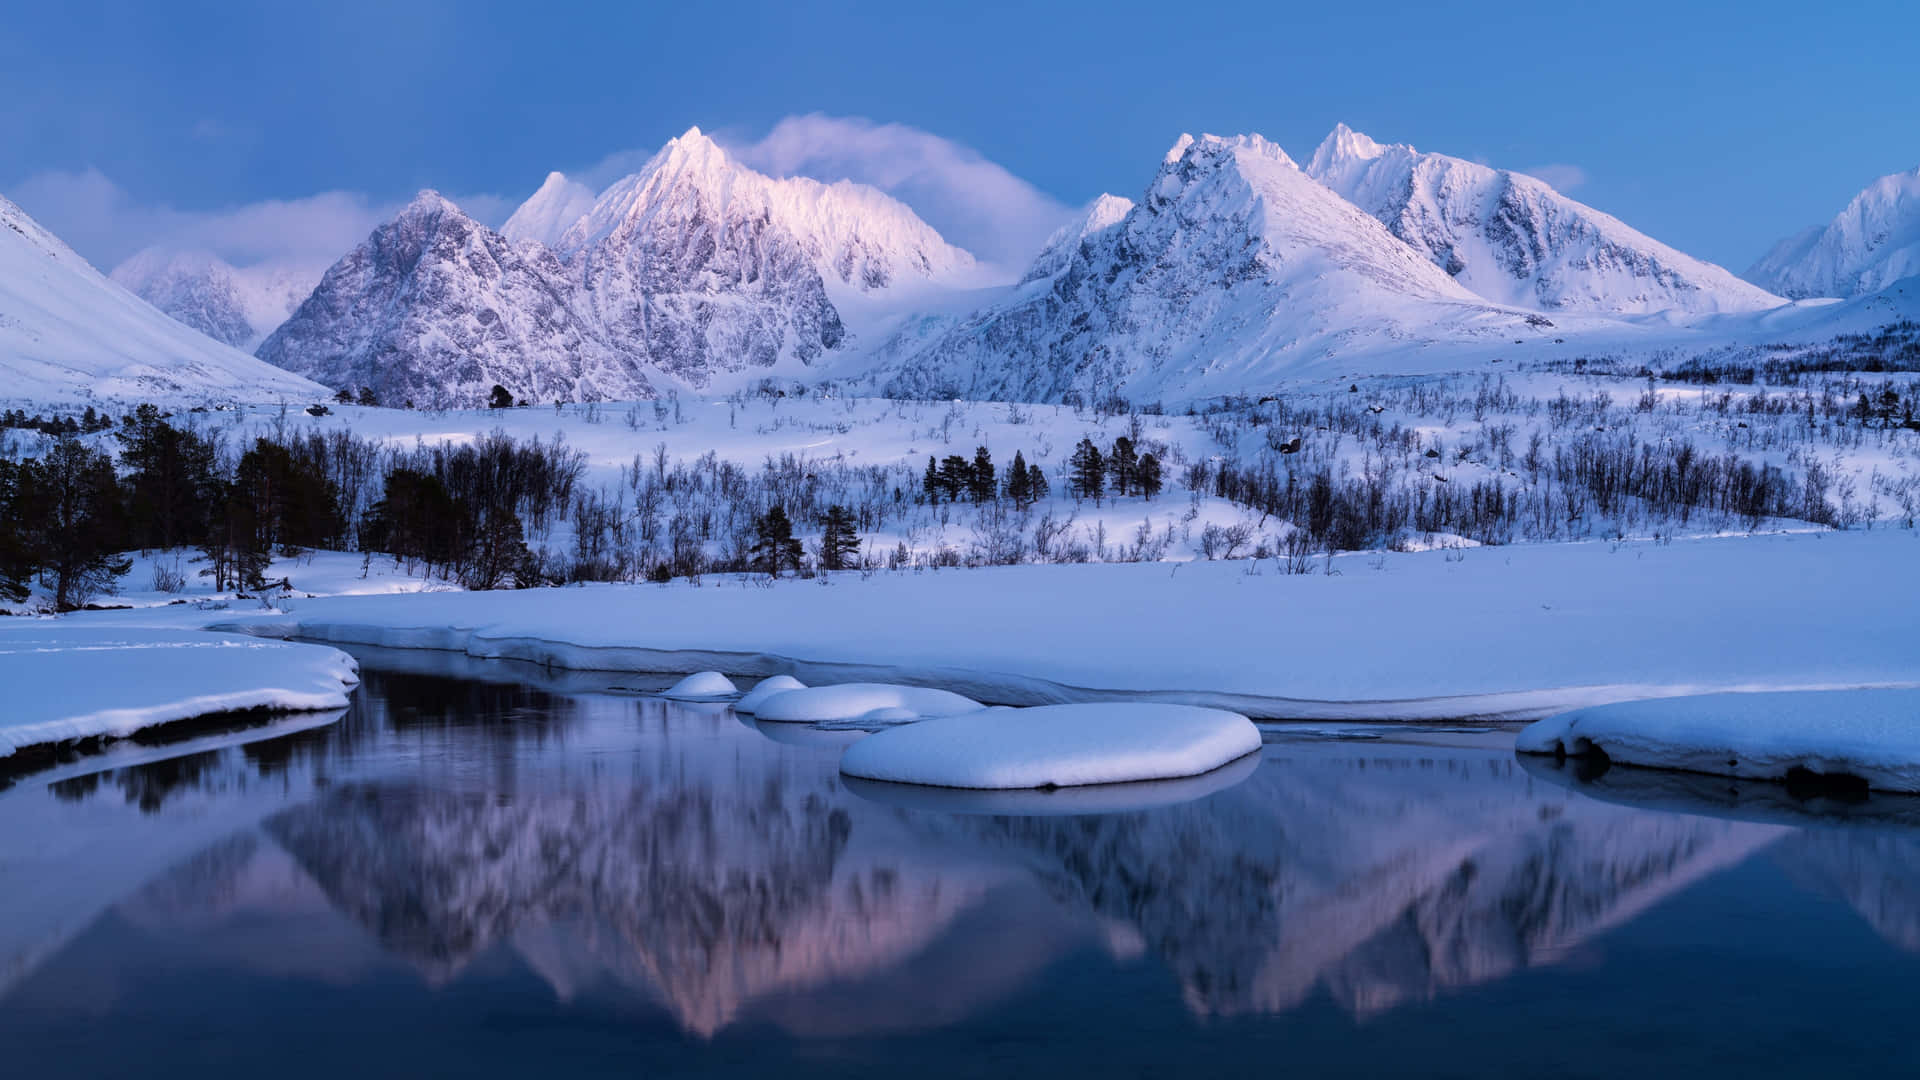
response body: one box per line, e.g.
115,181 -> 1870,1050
3,0 -> 1915,274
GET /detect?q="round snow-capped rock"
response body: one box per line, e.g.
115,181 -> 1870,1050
733,675 -> 807,714
663,671 -> 738,701
839,703 -> 1262,790
753,683 -> 982,724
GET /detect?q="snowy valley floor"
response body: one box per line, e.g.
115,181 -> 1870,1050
48,527 -> 1916,724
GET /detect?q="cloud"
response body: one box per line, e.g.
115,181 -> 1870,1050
719,114 -> 1076,273
6,168 -> 510,275
1524,163 -> 1588,193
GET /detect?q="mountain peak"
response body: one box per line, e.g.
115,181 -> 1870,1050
399,189 -> 463,220
1748,163 -> 1920,298
502,171 -> 598,248
1308,123 -> 1391,178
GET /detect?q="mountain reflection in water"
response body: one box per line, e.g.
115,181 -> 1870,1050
5,660 -> 1920,1076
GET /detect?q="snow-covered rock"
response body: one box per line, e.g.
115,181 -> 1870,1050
838,703 -> 1262,789
1747,164 -> 1920,298
1516,689 -> 1920,792
663,670 -> 738,700
1016,193 -> 1133,285
0,624 -> 358,758
751,682 -> 983,724
110,247 -> 320,350
733,674 -> 806,714
255,191 -> 650,408
1305,124 -> 1782,315
0,194 -> 331,407
500,171 -> 598,249
877,131 -> 1555,403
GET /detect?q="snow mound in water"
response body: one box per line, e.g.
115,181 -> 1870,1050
0,625 -> 358,758
1516,689 -> 1920,793
753,683 -> 983,724
732,675 -> 807,714
838,703 -> 1262,790
663,671 -> 738,700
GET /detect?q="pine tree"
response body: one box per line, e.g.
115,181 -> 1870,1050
489,384 -> 514,409
820,504 -> 860,571
923,456 -> 941,504
939,454 -> 972,503
1068,438 -> 1105,501
969,446 -> 996,503
1026,461 -> 1050,502
1109,436 -> 1138,496
1137,452 -> 1164,499
752,506 -> 805,578
1006,450 -> 1032,506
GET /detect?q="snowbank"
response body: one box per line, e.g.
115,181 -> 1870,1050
752,683 -> 984,724
1516,689 -> 1920,793
0,625 -> 359,759
663,670 -> 738,700
734,675 -> 807,714
838,703 -> 1262,790
183,530 -> 1920,721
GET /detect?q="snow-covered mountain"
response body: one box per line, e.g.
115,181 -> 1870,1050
110,247 -> 319,350
1746,165 -> 1920,299
1017,193 -> 1133,286
256,191 -> 646,409
877,132 -> 1557,403
259,129 -> 979,405
499,171 -> 597,249
0,193 -> 329,406
1305,124 -> 1782,316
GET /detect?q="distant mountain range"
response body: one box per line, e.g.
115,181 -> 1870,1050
11,124 -> 1920,408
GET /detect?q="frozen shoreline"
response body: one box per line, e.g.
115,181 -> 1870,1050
134,529 -> 1920,721
0,625 -> 360,762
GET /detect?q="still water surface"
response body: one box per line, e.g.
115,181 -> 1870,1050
3,646 -> 1918,1077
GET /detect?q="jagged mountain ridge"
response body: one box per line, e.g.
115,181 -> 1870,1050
1747,164 -> 1920,299
257,129 -> 979,405
256,192 -> 647,407
876,132 -> 1560,403
0,193 -> 329,405
1305,124 -> 1783,316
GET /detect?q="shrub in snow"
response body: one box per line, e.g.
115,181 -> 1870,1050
733,674 -> 806,714
838,703 -> 1262,790
663,671 -> 738,700
753,683 -> 983,724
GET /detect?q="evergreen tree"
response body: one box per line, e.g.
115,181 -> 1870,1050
1109,436 -> 1138,496
0,459 -> 38,602
488,384 -> 514,409
752,506 -> 805,578
1068,438 -> 1105,501
356,386 -> 379,407
1006,450 -> 1032,506
1026,461 -> 1050,502
1137,452 -> 1164,499
939,454 -> 972,503
923,456 -> 942,504
118,405 -> 219,551
969,446 -> 996,503
819,504 -> 860,571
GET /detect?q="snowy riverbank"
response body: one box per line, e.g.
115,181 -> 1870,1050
126,528 -> 1920,721
0,625 -> 359,761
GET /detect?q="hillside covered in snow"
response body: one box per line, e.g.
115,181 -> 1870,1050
0,194 -> 329,407
110,248 -> 320,350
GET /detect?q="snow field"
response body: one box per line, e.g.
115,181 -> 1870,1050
837,703 -> 1261,790
0,624 -> 359,758
1516,689 -> 1920,792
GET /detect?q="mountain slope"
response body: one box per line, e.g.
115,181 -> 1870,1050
0,194 -> 329,406
256,192 -> 648,408
1306,124 -> 1782,316
878,132 -> 1554,404
1747,165 -> 1920,298
110,248 -> 319,350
